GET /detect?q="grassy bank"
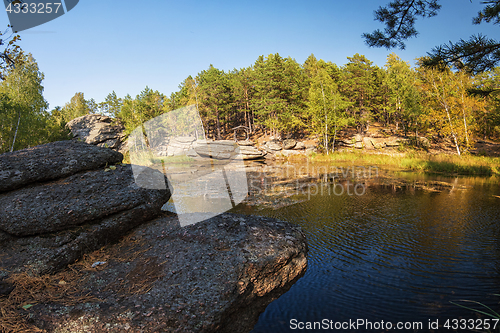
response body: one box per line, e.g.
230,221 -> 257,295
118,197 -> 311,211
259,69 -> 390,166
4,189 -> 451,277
308,152 -> 500,176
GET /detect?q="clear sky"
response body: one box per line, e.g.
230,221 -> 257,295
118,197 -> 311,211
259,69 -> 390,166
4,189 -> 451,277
2,0 -> 498,110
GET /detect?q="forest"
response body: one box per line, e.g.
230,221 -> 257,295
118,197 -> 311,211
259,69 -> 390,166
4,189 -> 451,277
1,52 -> 500,156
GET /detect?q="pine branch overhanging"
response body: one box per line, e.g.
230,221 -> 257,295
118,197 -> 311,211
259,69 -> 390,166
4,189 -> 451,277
363,0 -> 500,74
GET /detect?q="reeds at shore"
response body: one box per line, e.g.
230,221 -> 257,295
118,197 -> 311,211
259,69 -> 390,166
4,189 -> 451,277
307,151 -> 500,176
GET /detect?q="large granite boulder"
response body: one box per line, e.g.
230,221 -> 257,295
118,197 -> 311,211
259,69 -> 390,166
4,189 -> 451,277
238,145 -> 266,160
195,140 -> 265,160
264,141 -> 282,151
237,140 -> 255,146
0,140 -> 123,193
194,140 -> 239,160
385,137 -> 407,147
21,213 -> 308,333
370,138 -> 386,149
294,141 -> 306,150
0,164 -> 169,237
0,141 -> 172,278
0,141 -> 308,333
282,139 -> 297,150
362,137 -> 374,150
66,114 -> 127,153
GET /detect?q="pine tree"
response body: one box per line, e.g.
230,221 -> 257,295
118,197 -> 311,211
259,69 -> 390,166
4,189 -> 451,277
252,53 -> 307,138
197,65 -> 232,140
384,53 -> 423,135
364,0 -> 500,75
229,67 -> 255,133
340,54 -> 378,134
100,91 -> 123,118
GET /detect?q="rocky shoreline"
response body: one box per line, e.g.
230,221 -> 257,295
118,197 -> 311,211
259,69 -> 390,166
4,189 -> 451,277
26,212 -> 307,333
67,114 -> 500,161
0,141 -> 308,333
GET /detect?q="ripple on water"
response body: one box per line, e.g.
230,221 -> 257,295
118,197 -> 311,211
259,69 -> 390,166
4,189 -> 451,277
241,175 -> 500,333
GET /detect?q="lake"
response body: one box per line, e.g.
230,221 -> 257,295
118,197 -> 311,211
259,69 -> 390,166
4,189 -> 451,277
229,161 -> 500,332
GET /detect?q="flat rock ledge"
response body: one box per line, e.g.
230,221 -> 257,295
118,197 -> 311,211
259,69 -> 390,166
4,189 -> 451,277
0,140 -> 123,193
22,213 -> 308,333
0,140 -> 171,282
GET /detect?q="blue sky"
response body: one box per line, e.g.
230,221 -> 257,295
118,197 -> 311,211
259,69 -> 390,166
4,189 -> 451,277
3,0 -> 498,110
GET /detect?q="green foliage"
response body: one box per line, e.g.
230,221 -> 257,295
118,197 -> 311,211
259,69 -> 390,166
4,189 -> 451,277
57,92 -> 90,123
99,91 -> 123,118
474,67 -> 500,138
32,51 -> 500,159
0,53 -> 50,152
416,60 -> 484,154
252,53 -> 308,138
306,58 -> 353,153
230,66 -> 255,133
0,26 -> 23,81
340,54 -> 379,133
116,87 -> 166,136
197,65 -> 232,140
364,0 -> 500,74
0,92 -> 19,151
383,53 -> 424,134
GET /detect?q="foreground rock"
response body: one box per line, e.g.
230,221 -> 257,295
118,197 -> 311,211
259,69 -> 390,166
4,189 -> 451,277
0,141 -> 171,279
17,213 -> 308,333
0,165 -> 169,237
0,140 -> 123,193
0,141 -> 308,333
66,114 -> 127,153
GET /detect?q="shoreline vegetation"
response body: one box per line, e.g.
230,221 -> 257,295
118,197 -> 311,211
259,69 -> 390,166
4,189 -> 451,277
4,52 -> 500,160
126,147 -> 499,179
305,151 -> 500,176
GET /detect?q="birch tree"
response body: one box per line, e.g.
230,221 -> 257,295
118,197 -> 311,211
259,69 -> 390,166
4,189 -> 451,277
307,60 -> 353,153
0,53 -> 47,152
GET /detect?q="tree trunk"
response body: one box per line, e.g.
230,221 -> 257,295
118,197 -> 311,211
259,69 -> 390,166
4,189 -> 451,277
332,99 -> 337,153
320,81 -> 328,154
10,110 -> 21,152
461,92 -> 470,148
444,105 -> 461,156
216,107 -> 221,140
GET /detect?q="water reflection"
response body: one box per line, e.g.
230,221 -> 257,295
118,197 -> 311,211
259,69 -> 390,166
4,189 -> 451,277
231,161 -> 500,332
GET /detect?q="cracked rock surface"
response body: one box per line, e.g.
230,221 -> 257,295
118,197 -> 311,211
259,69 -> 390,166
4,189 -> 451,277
28,213 -> 308,333
0,140 -> 123,193
0,141 -> 171,277
0,140 -> 307,333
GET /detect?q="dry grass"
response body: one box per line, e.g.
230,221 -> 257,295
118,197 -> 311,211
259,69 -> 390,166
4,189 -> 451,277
0,267 -> 98,333
0,234 -> 152,333
309,151 -> 500,176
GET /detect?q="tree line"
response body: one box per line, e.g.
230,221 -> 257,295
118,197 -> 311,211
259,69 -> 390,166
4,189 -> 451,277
1,52 -> 499,155
53,52 -> 500,156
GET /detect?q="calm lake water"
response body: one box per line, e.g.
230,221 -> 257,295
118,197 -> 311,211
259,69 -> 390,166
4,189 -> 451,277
230,162 -> 500,333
